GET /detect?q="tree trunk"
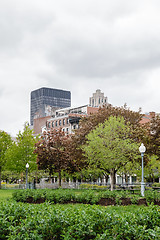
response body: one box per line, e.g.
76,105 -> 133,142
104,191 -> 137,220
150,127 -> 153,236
0,166 -> 1,189
20,172 -> 23,183
35,168 -> 38,184
58,171 -> 62,187
49,172 -> 52,184
152,174 -> 155,183
113,172 -> 116,185
105,175 -> 109,184
110,168 -> 115,191
125,173 -> 128,183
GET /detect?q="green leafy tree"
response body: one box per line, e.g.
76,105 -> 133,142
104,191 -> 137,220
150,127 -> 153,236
83,116 -> 139,191
2,170 -> 20,184
117,161 -> 140,184
0,130 -> 12,188
69,105 -> 145,173
144,155 -> 160,182
5,124 -> 38,181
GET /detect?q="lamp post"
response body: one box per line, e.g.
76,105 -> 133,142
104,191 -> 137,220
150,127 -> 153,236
139,143 -> 146,197
26,163 -> 29,189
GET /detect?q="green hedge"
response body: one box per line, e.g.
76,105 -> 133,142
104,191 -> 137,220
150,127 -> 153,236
79,183 -> 110,189
12,189 -> 160,206
0,201 -> 160,239
12,189 -> 102,204
152,183 -> 160,188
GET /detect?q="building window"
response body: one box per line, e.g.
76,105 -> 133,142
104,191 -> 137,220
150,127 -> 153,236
66,118 -> 69,124
66,128 -> 69,133
62,128 -> 65,132
48,122 -> 51,128
59,120 -> 61,126
52,121 -> 54,128
63,119 -> 65,125
55,121 -> 58,127
73,125 -> 76,130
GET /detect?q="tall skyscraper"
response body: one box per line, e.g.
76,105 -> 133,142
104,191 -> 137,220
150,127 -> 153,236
30,87 -> 71,125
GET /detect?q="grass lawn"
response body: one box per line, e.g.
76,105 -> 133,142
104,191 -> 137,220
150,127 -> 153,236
0,189 -> 15,201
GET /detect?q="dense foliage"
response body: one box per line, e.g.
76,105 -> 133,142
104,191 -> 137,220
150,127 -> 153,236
12,189 -> 160,206
5,124 -> 38,174
83,116 -> 139,191
70,105 -> 144,166
0,200 -> 160,239
143,115 -> 160,181
35,129 -> 76,186
0,131 -> 12,189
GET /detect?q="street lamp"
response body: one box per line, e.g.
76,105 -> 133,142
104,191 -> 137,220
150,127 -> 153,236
139,143 -> 146,197
26,163 -> 29,189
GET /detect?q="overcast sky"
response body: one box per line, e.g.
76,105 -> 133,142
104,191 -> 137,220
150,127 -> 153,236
1,0 -> 160,136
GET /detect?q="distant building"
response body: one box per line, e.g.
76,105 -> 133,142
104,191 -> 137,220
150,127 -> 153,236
33,89 -> 108,135
33,116 -> 51,135
30,87 -> 71,126
44,105 -> 99,134
140,112 -> 155,125
89,89 -> 108,107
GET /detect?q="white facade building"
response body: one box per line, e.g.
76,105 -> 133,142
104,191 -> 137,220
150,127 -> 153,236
89,89 -> 108,107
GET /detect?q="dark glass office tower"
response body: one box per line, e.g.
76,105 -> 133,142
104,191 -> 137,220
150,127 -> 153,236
30,87 -> 71,125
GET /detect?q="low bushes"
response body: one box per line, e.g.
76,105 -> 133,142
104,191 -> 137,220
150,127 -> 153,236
0,201 -> 160,239
12,189 -> 160,206
79,183 -> 110,190
152,182 -> 160,188
145,190 -> 160,204
12,189 -> 102,204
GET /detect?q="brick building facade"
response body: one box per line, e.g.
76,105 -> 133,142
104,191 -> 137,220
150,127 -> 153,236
44,105 -> 99,134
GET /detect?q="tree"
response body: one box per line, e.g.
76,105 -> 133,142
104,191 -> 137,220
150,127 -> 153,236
5,123 -> 38,181
144,155 -> 160,182
0,130 -> 12,188
145,115 -> 160,157
82,116 -> 139,191
1,170 -> 20,184
142,115 -> 160,181
69,105 -> 145,172
34,128 -> 75,187
117,160 -> 140,184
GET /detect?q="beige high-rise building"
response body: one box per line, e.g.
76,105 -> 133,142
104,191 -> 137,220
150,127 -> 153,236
89,89 -> 108,107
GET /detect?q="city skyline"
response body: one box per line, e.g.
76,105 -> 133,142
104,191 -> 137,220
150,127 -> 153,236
1,0 -> 160,136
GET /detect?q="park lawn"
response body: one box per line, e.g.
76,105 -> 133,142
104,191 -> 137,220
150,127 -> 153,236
0,189 -> 15,201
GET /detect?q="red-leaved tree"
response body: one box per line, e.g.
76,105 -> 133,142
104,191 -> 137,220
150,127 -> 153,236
34,129 -> 76,187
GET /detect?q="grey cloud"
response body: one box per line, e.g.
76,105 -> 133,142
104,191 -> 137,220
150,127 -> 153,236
44,1 -> 160,83
0,87 -> 5,97
1,0 -> 160,136
0,1 -> 54,54
47,35 -> 160,83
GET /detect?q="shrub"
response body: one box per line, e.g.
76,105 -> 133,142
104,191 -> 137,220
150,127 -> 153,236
12,189 -> 160,206
131,195 -> 139,205
1,201 -> 160,239
145,190 -> 160,204
79,183 -> 110,190
152,183 -> 160,188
